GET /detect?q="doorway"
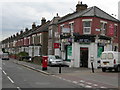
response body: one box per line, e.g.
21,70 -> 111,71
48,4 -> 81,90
80,47 -> 88,68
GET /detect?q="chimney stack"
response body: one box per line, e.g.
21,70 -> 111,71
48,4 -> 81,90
76,1 -> 88,12
13,34 -> 15,37
20,30 -> 23,34
32,22 -> 36,29
25,28 -> 29,32
16,33 -> 19,36
41,17 -> 46,25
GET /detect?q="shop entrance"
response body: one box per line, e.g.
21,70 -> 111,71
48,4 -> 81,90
80,47 -> 88,68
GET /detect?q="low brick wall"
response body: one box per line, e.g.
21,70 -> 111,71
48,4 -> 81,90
32,56 -> 42,65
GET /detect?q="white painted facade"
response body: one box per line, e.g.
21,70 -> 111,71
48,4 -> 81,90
34,46 -> 40,56
54,48 -> 60,56
29,46 -> 33,57
63,39 -> 112,69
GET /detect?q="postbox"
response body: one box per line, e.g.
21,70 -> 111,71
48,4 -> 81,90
42,56 -> 48,70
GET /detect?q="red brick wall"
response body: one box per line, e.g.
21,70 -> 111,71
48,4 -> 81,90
58,16 -> 119,46
118,22 -> 120,52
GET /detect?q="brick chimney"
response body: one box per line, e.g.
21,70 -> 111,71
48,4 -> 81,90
32,22 -> 36,29
41,17 -> 46,25
13,34 -> 15,37
16,33 -> 19,36
20,30 -> 23,34
25,28 -> 29,32
76,1 -> 88,12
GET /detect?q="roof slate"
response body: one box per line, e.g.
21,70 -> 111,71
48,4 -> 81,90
59,6 -> 119,23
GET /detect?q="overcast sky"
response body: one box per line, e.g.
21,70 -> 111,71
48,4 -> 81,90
0,0 -> 120,41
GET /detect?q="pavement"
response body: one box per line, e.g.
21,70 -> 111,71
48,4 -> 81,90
11,58 -> 119,89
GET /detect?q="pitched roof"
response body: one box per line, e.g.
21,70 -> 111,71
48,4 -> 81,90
34,21 -> 50,33
59,6 -> 119,23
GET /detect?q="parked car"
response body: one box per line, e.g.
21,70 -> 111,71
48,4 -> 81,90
100,51 -> 120,72
2,53 -> 9,60
48,55 -> 64,66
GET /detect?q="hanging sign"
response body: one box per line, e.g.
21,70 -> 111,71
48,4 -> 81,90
54,43 -> 60,48
108,24 -> 114,36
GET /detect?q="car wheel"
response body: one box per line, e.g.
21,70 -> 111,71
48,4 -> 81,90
49,62 -> 52,66
115,66 -> 120,72
102,68 -> 106,72
118,66 -> 120,72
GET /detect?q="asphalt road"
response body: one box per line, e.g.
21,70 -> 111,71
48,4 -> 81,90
1,58 -> 82,89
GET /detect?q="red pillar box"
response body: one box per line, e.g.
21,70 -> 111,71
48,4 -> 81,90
42,56 -> 48,70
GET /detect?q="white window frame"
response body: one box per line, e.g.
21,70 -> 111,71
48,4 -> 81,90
114,24 -> 118,37
28,37 -> 30,45
49,29 -> 53,38
69,21 -> 74,35
82,19 -> 92,34
32,34 -> 36,44
100,20 -> 107,35
60,24 -> 64,34
37,33 -> 42,43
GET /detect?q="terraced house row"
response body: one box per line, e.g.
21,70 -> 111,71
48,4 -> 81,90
1,2 -> 120,68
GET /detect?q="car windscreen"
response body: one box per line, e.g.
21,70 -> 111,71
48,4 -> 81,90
108,53 -> 113,59
101,53 -> 107,59
55,56 -> 61,59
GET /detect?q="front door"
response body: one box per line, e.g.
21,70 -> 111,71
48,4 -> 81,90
80,47 -> 88,68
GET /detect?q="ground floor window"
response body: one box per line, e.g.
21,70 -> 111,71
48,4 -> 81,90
97,45 -> 104,58
64,45 -> 72,61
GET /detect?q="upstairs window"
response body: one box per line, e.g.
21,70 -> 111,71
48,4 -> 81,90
100,21 -> 107,35
82,19 -> 92,34
49,29 -> 53,39
60,24 -> 64,34
114,24 -> 118,37
69,21 -> 74,36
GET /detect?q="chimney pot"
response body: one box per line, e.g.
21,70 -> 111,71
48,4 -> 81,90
20,30 -> 23,34
41,17 -> 46,25
16,33 -> 19,36
32,22 -> 36,29
76,1 -> 88,12
25,28 -> 29,32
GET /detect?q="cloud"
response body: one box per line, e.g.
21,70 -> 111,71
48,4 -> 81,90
1,1 -> 76,40
0,0 -> 119,41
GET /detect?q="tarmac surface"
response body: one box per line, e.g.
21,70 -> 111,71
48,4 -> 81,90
11,58 -> 119,89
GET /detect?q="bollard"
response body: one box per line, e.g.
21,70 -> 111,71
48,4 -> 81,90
91,62 -> 94,73
59,64 -> 62,73
90,55 -> 94,73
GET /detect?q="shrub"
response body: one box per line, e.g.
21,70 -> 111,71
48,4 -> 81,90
17,52 -> 29,60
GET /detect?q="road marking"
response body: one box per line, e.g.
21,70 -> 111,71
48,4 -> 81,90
66,79 -> 72,82
2,70 -> 7,75
17,87 -> 21,90
93,84 -> 98,86
86,82 -> 92,85
58,77 -> 62,79
78,83 -> 85,87
100,86 -> 107,88
85,85 -> 92,88
7,76 -> 14,83
62,78 -> 66,81
72,81 -> 78,84
80,80 -> 85,83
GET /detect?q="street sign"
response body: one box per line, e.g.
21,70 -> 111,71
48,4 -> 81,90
54,43 -> 59,48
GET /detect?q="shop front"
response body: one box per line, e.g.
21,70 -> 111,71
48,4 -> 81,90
61,34 -> 112,69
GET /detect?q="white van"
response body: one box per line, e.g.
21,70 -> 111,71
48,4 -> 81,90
2,53 -> 9,60
100,51 -> 120,72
